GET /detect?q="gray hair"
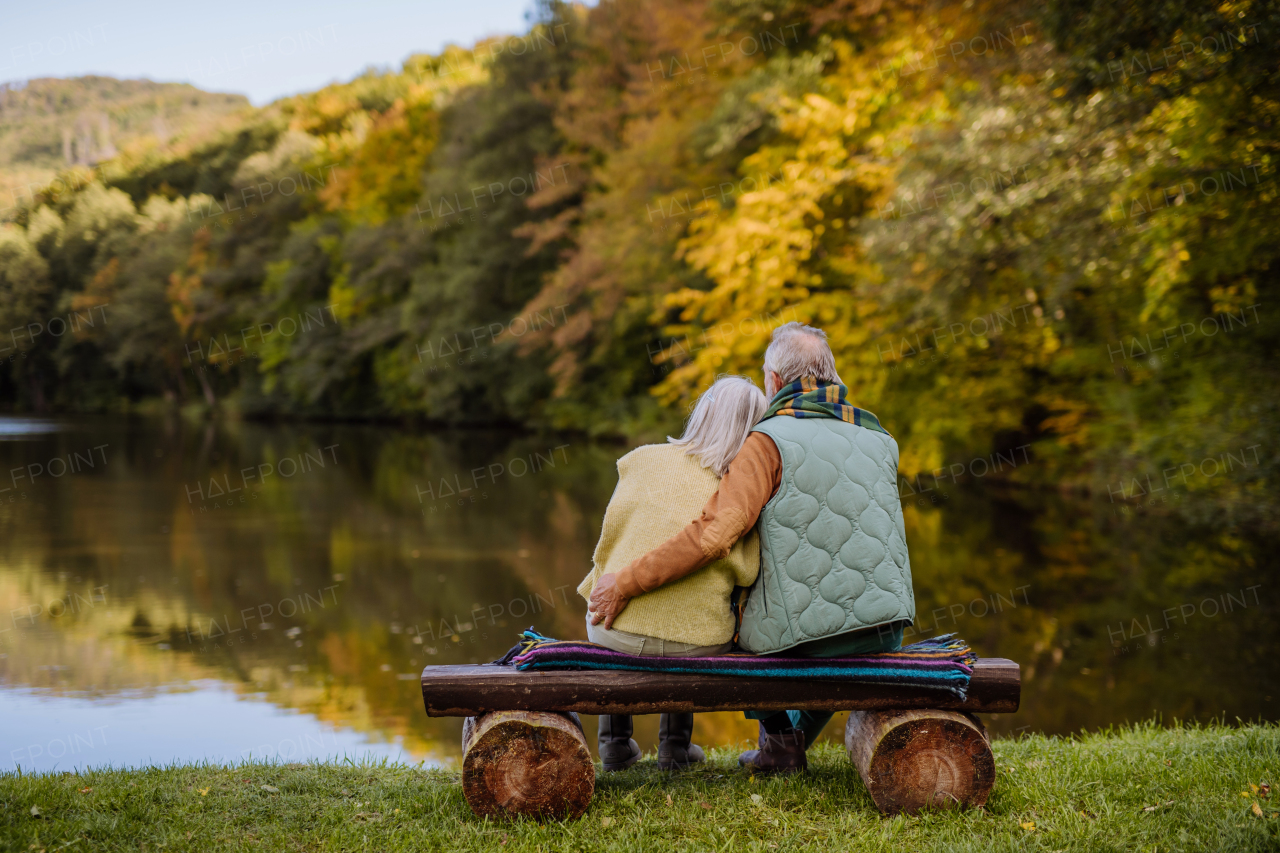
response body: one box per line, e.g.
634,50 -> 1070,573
763,321 -> 842,386
669,375 -> 767,477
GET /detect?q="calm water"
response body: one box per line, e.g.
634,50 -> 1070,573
1,415 -> 1275,773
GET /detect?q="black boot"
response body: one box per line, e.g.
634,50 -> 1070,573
738,728 -> 807,774
657,712 -> 705,770
597,714 -> 640,771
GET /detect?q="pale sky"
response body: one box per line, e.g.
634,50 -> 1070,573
0,0 -> 539,105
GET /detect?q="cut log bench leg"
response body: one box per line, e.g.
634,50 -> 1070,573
425,659 -> 1019,819
460,710 -> 595,820
845,709 -> 995,815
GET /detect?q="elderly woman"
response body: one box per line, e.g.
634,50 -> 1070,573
576,375 -> 766,771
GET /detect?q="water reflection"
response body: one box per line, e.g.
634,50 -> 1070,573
0,417 -> 62,440
3,683 -> 412,772
0,415 -> 1274,771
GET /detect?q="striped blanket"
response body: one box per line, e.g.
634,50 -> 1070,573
500,631 -> 977,701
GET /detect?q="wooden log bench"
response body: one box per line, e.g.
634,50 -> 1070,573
421,658 -> 1020,820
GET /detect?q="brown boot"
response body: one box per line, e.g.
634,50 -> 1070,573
738,728 -> 807,774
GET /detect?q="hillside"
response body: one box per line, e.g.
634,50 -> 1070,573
0,0 -> 1274,527
0,76 -> 249,214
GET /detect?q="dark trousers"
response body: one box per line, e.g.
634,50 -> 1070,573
744,622 -> 906,746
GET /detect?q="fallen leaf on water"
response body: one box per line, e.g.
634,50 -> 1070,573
1020,821 -> 1035,832
1253,802 -> 1266,819
261,785 -> 280,793
198,788 -> 209,796
600,817 -> 614,827
30,805 -> 43,818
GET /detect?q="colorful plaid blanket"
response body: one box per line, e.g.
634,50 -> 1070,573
499,631 -> 976,700
763,375 -> 891,435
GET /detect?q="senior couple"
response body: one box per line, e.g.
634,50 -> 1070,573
576,322 -> 916,774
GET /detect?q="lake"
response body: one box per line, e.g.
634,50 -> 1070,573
1,415 -> 1274,773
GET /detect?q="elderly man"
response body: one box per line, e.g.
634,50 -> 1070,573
590,322 -> 915,773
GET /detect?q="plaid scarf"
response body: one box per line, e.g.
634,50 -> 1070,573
763,376 -> 891,435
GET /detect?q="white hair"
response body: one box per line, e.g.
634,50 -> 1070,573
668,375 -> 767,477
763,322 -> 842,390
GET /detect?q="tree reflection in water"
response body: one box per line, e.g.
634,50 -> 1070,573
0,416 -> 1274,765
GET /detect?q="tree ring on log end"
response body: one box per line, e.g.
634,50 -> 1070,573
868,716 -> 994,815
461,711 -> 594,821
846,709 -> 995,816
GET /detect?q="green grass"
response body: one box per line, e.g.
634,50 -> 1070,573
2,722 -> 1278,852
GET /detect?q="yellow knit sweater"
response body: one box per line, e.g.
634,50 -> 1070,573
576,443 -> 760,646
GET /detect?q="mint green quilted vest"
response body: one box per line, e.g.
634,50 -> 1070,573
738,417 -> 915,654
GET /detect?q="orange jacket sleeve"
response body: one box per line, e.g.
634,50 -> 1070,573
612,432 -> 782,598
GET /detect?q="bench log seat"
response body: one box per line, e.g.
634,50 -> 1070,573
422,658 -> 1020,820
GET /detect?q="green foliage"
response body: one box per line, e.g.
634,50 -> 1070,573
0,0 -> 1274,522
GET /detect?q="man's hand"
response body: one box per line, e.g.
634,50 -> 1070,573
588,573 -> 630,630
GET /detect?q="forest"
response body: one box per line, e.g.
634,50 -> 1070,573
0,0 -> 1274,523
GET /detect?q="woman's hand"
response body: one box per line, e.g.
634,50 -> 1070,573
588,574 -> 630,630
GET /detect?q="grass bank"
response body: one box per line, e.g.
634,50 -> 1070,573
3,722 -> 1277,852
